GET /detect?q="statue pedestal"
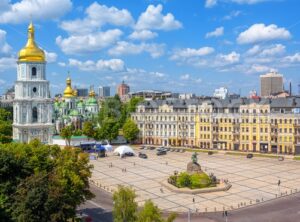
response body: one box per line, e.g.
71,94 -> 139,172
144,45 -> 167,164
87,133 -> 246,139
187,162 -> 202,174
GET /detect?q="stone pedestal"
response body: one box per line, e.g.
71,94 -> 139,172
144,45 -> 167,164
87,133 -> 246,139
187,162 -> 202,174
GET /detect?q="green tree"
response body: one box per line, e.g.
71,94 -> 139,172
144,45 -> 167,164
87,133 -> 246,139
60,126 -> 73,146
0,108 -> 12,144
96,118 -> 119,143
113,186 -> 137,222
123,118 -> 139,143
127,97 -> 144,113
0,142 -> 94,221
82,121 -> 95,140
137,200 -> 177,222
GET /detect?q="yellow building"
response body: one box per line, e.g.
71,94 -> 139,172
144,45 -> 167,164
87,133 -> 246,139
132,97 -> 300,154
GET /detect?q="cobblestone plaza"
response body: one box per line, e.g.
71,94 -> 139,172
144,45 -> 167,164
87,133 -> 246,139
90,150 -> 300,213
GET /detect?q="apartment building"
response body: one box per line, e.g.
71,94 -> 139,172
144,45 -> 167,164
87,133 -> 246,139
131,97 -> 300,154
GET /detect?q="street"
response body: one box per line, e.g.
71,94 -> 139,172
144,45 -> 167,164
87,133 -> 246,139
80,184 -> 300,222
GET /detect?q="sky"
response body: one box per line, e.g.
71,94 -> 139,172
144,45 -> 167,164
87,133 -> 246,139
0,0 -> 300,96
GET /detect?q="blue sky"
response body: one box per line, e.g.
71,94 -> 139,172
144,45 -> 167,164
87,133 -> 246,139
0,0 -> 300,96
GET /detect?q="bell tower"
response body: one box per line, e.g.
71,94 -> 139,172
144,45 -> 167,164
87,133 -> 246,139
13,22 -> 53,144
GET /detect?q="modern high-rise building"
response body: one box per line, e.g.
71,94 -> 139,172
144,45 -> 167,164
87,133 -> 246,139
13,22 -> 53,144
260,72 -> 283,97
99,86 -> 110,98
117,81 -> 130,98
77,88 -> 88,97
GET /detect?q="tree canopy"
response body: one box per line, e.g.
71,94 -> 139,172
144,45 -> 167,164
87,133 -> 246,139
0,140 -> 94,221
0,108 -> 12,143
123,118 -> 139,143
113,186 -> 176,222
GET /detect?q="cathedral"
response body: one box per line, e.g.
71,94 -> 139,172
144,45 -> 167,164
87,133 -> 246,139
53,77 -> 99,134
13,22 -> 53,144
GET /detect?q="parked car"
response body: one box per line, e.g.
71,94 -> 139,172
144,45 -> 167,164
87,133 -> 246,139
278,156 -> 284,161
140,146 -> 145,150
176,149 -> 180,152
125,152 -> 134,157
246,153 -> 253,159
149,146 -> 156,150
180,149 -> 185,153
157,150 -> 167,155
208,151 -> 214,155
139,152 -> 148,159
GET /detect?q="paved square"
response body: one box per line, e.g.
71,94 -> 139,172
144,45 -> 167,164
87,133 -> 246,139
90,150 -> 300,213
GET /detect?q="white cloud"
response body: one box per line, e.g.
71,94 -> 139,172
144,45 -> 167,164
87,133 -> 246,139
246,45 -> 261,55
170,47 -> 215,61
56,29 -> 123,54
223,11 -> 241,20
283,53 -> 300,63
68,58 -> 125,72
180,74 -> 190,80
129,30 -> 158,41
205,0 -> 270,8
237,24 -> 291,44
58,62 -> 66,67
205,0 -> 217,8
44,50 -> 57,63
217,51 -> 240,64
0,29 -> 11,54
108,41 -> 165,58
60,2 -> 133,34
135,4 -> 182,31
0,79 -> 6,84
0,0 -> 72,24
205,27 -> 224,38
150,71 -> 166,78
247,64 -> 276,74
0,57 -> 16,71
260,44 -> 285,56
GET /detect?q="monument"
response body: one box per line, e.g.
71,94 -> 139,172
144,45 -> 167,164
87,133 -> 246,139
187,152 -> 202,174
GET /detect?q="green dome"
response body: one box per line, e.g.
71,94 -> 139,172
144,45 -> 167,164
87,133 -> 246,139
86,97 -> 97,106
77,100 -> 85,108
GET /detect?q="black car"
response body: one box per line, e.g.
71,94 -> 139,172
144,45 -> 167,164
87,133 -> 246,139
246,153 -> 253,159
125,152 -> 134,157
149,146 -> 156,150
157,150 -> 167,156
139,152 -> 148,159
208,151 -> 214,155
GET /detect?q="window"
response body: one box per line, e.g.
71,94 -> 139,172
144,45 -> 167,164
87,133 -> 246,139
33,87 -> 37,93
32,67 -> 37,78
32,107 -> 38,123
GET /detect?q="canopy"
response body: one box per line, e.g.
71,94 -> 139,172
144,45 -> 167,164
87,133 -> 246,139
104,144 -> 113,152
113,145 -> 135,156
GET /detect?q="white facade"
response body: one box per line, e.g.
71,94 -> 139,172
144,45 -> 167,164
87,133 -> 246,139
13,61 -> 53,144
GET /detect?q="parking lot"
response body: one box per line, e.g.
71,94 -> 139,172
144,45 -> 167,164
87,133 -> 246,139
90,147 -> 300,213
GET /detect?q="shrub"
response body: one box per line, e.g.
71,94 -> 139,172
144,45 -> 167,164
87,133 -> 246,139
190,173 -> 211,188
176,172 -> 191,188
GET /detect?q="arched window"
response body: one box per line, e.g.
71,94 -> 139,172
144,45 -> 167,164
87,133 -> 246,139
32,67 -> 37,78
32,107 -> 38,123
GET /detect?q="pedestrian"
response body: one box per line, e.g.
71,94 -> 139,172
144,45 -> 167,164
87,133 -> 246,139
193,197 -> 195,203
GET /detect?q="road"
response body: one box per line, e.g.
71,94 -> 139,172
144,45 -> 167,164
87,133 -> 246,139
79,184 -> 300,222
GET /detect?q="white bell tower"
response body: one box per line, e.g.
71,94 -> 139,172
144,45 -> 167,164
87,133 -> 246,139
13,22 -> 53,144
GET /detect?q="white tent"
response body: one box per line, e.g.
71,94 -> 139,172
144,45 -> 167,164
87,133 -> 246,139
114,145 -> 135,157
104,144 -> 113,152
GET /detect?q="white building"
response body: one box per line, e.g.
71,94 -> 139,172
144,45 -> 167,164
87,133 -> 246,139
13,22 -> 53,144
99,86 -> 110,98
213,87 -> 228,99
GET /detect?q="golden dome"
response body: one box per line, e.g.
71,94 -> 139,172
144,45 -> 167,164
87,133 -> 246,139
73,89 -> 78,97
63,77 -> 74,98
18,22 -> 45,62
89,89 -> 96,97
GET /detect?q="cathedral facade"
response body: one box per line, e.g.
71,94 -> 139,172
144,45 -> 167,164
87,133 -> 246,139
13,22 -> 53,144
53,77 -> 99,134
